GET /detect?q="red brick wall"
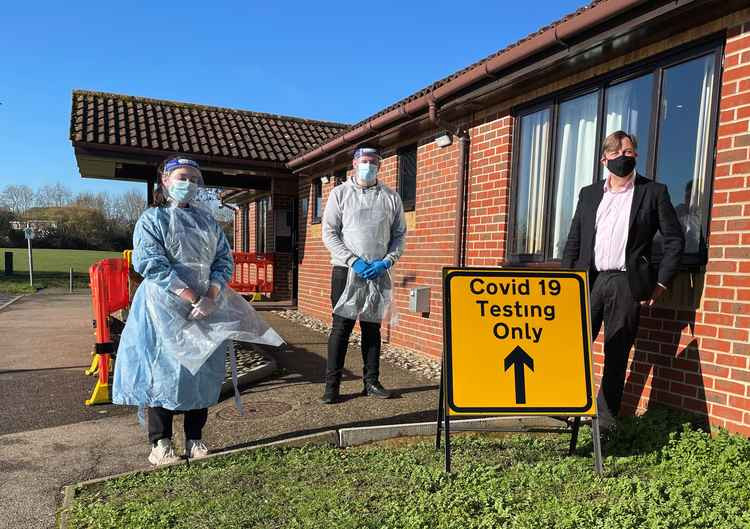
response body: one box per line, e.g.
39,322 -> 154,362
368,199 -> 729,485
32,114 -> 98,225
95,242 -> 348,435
386,140 -> 461,358
464,115 -> 513,267
297,176 -> 333,318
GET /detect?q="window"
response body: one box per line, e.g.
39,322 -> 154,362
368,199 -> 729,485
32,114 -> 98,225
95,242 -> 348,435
552,93 -> 599,259
256,196 -> 269,253
334,169 -> 347,186
398,144 -> 417,211
241,204 -> 250,252
312,179 -> 323,224
654,55 -> 716,257
300,195 -> 309,225
513,109 -> 551,257
603,73 -> 654,178
509,44 -> 720,265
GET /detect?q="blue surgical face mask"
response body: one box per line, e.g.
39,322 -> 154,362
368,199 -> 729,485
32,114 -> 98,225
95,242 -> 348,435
357,162 -> 378,186
169,179 -> 198,203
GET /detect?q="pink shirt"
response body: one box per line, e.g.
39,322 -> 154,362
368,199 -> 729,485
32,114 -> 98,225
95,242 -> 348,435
594,173 -> 635,272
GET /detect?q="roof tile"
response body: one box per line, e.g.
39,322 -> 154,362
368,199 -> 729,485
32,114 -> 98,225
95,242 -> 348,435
70,90 -> 349,163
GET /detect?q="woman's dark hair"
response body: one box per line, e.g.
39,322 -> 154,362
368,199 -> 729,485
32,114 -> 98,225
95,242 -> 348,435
151,155 -> 184,207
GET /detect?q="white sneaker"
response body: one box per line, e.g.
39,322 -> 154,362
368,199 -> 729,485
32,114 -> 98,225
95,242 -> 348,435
148,438 -> 180,466
186,439 -> 209,459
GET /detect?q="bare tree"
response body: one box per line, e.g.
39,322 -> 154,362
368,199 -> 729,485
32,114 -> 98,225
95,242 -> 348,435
74,191 -> 110,213
0,185 -> 35,214
112,189 -> 146,227
35,182 -> 73,208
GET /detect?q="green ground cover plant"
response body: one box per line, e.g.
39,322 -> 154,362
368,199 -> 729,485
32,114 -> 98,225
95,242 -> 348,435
64,407 -> 750,529
0,248 -> 121,293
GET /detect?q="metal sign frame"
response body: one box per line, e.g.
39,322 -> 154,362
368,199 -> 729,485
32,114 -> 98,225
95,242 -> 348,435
436,266 -> 603,475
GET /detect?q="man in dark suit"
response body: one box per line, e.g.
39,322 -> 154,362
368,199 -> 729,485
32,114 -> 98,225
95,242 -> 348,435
562,130 -> 684,429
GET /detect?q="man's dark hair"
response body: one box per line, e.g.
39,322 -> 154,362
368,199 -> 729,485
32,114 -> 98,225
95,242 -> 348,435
601,131 -> 638,157
353,144 -> 381,158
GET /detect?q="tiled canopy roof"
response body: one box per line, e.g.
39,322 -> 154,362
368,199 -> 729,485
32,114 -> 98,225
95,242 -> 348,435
70,90 -> 349,163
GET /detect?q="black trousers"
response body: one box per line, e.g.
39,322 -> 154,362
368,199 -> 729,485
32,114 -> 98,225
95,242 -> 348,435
325,266 -> 382,387
147,407 -> 208,445
590,271 -> 642,416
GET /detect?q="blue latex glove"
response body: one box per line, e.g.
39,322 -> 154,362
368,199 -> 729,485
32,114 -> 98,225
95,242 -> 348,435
352,258 -> 370,278
362,259 -> 391,280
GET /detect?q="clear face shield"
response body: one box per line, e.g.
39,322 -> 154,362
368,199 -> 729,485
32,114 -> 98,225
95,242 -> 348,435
161,158 -> 205,205
353,148 -> 381,186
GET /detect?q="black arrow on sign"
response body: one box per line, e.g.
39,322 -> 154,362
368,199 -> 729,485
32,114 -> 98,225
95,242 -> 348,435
503,345 -> 534,404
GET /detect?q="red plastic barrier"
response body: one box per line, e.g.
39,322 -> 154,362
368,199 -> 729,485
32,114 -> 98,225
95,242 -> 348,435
89,258 -> 129,345
85,257 -> 129,405
228,252 -> 274,295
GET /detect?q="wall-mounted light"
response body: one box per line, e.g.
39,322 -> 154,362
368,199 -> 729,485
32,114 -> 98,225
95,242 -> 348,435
434,132 -> 453,148
320,175 -> 330,184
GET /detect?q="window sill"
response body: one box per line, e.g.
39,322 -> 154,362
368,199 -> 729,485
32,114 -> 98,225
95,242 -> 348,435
501,258 -> 706,273
500,259 -> 562,268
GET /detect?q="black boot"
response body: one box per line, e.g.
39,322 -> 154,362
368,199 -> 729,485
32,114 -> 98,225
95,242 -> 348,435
321,384 -> 340,404
362,381 -> 393,399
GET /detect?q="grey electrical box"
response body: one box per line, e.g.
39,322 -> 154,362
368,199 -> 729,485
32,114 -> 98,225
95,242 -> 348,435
409,286 -> 431,313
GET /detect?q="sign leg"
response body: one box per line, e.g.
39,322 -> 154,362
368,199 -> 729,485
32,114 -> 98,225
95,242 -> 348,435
591,416 -> 604,475
568,416 -> 581,456
444,403 -> 451,474
27,239 -> 33,288
436,362 -> 444,450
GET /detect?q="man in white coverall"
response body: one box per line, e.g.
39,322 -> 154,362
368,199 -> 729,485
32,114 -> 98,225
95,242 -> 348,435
321,146 -> 407,404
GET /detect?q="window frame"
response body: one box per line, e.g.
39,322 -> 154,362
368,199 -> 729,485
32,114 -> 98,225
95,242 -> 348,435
311,178 -> 323,225
507,38 -> 723,268
241,204 -> 250,252
398,143 -> 418,212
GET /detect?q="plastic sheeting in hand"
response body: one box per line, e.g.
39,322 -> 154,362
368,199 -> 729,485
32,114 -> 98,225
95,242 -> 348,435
147,281 -> 283,374
332,186 -> 398,324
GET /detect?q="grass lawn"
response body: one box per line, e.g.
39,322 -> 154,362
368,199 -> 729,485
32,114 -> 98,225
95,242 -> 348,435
0,248 -> 123,293
64,407 -> 750,529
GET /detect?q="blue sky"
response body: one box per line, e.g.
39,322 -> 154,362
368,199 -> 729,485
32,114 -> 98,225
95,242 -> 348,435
0,0 -> 586,196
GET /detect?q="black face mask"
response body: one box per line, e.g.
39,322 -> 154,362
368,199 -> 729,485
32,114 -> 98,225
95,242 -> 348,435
606,155 -> 636,177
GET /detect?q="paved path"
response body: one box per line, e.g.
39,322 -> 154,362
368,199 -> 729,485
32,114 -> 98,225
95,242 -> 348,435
0,292 -> 17,307
0,293 -> 438,529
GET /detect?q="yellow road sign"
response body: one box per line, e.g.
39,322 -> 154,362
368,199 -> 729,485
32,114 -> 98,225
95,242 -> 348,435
444,268 -> 596,415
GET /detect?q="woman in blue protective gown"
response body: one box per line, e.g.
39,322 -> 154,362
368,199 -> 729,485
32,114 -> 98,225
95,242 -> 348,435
113,156 -> 283,466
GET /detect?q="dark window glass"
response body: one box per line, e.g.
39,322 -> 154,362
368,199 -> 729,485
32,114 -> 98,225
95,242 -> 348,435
312,179 -> 323,223
300,196 -> 309,224
334,169 -> 347,186
513,108 -> 550,257
398,144 -> 417,211
655,54 -> 716,256
242,204 -> 249,252
551,93 -> 598,259
256,197 -> 269,253
603,73 -> 654,177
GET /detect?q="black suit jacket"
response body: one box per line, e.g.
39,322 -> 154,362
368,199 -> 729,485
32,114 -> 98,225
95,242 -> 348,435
561,175 -> 685,301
